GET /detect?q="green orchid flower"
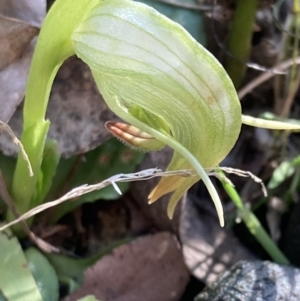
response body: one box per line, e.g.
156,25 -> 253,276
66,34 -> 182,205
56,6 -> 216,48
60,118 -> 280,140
11,0 -> 300,230
71,0 -> 242,226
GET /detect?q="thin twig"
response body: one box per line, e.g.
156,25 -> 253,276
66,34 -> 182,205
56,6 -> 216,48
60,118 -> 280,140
0,121 -> 33,176
207,170 -> 234,186
219,167 -> 267,197
0,168 -> 195,231
281,69 -> 300,117
0,165 -> 266,232
209,166 -> 267,196
238,56 -> 300,99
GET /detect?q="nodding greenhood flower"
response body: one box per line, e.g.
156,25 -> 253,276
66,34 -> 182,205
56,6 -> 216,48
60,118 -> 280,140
71,0 -> 242,226
14,0 -> 300,231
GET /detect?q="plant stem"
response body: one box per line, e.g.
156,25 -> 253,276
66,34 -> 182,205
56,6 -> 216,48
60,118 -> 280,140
8,0 -> 96,231
225,0 -> 259,88
219,171 -> 290,265
280,0 -> 300,117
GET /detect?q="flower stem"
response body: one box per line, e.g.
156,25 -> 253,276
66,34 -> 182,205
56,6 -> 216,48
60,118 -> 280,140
225,0 -> 259,88
8,0 -> 95,233
219,171 -> 290,265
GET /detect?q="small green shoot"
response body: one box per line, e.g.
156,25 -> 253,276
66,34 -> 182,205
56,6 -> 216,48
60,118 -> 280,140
218,171 -> 290,265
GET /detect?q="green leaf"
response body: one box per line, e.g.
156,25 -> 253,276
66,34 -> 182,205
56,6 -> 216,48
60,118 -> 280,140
8,119 -> 50,234
0,153 -> 16,210
24,248 -> 59,301
0,228 -> 43,301
48,138 -> 144,223
44,156 -> 78,203
32,140 -> 61,207
45,254 -> 85,293
268,161 -> 295,189
268,155 -> 300,189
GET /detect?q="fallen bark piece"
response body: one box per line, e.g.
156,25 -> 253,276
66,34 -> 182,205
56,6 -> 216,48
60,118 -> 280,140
64,232 -> 190,301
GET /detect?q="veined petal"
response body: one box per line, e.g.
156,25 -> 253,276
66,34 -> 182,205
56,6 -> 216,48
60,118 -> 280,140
148,175 -> 188,204
166,177 -> 199,219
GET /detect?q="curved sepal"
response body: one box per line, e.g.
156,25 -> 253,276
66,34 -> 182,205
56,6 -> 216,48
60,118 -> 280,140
72,0 -> 242,226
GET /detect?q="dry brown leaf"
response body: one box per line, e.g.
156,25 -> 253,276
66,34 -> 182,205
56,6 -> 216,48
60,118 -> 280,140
0,0 -> 45,123
0,0 -> 45,27
0,16 -> 38,71
0,41 -> 34,122
64,232 -> 190,301
0,57 -> 120,157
